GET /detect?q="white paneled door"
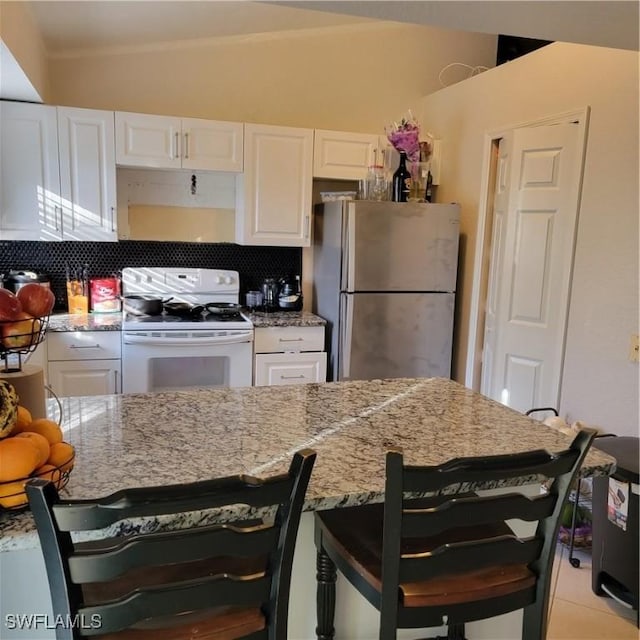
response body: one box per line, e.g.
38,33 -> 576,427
481,123 -> 584,413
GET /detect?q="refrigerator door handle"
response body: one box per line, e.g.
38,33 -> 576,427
342,205 -> 356,292
340,294 -> 354,379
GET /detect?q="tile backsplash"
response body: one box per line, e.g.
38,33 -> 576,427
0,241 -> 302,310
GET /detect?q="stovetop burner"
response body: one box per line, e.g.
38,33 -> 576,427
124,311 -> 244,324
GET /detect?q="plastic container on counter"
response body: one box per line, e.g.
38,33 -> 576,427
90,277 -> 121,313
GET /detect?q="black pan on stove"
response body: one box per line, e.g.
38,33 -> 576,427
205,302 -> 243,317
163,301 -> 205,317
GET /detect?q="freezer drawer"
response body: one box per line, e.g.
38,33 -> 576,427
338,292 -> 455,381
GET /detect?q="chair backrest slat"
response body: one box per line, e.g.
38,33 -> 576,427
402,447 -> 579,493
77,573 -> 271,636
69,523 -> 278,584
26,448 -> 316,639
399,535 -> 543,583
401,492 -> 557,538
51,474 -> 294,532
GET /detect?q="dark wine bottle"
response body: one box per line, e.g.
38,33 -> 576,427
392,151 -> 411,202
425,170 -> 433,202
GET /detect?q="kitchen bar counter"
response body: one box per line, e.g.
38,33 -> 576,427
0,377 -> 616,639
0,377 -> 614,552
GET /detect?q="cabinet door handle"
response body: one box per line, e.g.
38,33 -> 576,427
114,369 -> 119,392
69,344 -> 101,349
173,131 -> 179,160
54,205 -> 62,232
279,337 -> 304,342
110,206 -> 115,232
184,132 -> 189,159
280,374 -> 306,380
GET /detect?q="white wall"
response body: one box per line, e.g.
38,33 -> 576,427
0,1 -> 49,101
420,42 -> 639,436
45,22 -> 496,132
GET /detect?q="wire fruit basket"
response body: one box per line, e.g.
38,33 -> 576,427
0,449 -> 75,511
0,314 -> 50,373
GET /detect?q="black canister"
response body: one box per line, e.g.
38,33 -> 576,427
278,275 -> 302,311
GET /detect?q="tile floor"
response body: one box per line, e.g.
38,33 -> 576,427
547,544 -> 638,639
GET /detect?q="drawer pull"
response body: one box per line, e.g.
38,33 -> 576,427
69,344 -> 101,349
280,374 -> 306,380
279,338 -> 304,342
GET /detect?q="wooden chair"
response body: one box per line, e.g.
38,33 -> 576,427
314,430 -> 595,640
26,448 -> 316,640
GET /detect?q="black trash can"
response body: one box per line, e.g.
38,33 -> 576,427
591,436 -> 639,623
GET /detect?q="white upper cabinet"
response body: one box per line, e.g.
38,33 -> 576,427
57,107 -> 117,241
236,123 -> 313,247
115,112 -> 243,172
181,117 -> 243,171
313,129 -> 382,180
0,102 -> 61,240
313,130 -> 397,180
1,102 -> 117,241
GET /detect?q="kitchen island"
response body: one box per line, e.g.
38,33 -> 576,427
0,378 -> 615,639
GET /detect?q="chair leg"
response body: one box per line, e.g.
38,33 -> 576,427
447,623 -> 466,640
427,622 -> 467,640
522,602 -> 547,640
316,546 -> 337,640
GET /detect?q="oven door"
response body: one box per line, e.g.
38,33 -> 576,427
122,330 -> 253,393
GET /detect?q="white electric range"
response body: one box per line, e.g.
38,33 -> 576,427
121,267 -> 254,393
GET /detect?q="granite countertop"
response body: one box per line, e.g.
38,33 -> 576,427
48,312 -> 122,332
0,378 -> 615,551
241,310 -> 326,328
47,310 -> 326,332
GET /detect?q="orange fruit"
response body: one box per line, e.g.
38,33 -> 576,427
0,437 -> 40,482
23,418 -> 63,445
11,406 -> 33,434
0,478 -> 28,509
33,463 -> 62,487
47,442 -> 75,473
15,432 -> 50,467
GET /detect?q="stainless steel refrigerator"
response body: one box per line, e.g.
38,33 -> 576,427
313,200 -> 460,381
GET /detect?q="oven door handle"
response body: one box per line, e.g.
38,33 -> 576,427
123,333 -> 253,346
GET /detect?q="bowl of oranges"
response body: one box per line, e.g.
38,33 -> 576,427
0,390 -> 75,510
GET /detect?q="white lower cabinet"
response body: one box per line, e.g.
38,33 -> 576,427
255,352 -> 326,386
47,331 -> 122,397
48,360 -> 121,396
253,326 -> 327,386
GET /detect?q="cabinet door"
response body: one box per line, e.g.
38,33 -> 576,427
58,107 -> 117,241
0,102 -> 62,240
236,123 -> 313,246
254,352 -> 327,386
181,118 -> 243,171
115,112 -> 181,168
313,130 -> 379,180
48,360 -> 121,397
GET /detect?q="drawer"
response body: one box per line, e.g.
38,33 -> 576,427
254,326 -> 324,353
47,331 -> 121,361
254,352 -> 327,386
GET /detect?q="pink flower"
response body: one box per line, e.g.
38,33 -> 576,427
386,114 -> 421,163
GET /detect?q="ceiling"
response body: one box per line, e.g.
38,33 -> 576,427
2,1 -> 636,102
25,1 -> 375,57
23,0 -> 639,56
